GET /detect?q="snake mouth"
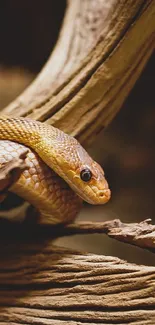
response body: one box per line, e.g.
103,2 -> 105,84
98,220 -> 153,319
87,189 -> 111,204
76,186 -> 111,205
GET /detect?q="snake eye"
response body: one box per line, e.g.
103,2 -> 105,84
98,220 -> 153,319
80,168 -> 92,182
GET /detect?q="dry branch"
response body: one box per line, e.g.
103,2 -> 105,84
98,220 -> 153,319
2,0 -> 155,146
0,218 -> 155,253
0,243 -> 154,324
60,219 -> 155,253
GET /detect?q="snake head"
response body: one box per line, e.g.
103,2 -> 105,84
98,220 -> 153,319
70,159 -> 111,205
55,137 -> 111,205
78,160 -> 111,204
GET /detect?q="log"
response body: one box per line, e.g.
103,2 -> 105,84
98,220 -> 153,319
0,242 -> 154,324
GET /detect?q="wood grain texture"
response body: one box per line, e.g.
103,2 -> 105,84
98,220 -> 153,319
2,0 -> 155,146
0,243 -> 154,324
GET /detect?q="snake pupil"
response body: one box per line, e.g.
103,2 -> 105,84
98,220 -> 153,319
80,169 -> 92,182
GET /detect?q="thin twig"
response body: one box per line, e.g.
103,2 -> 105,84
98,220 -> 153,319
54,219 -> 155,253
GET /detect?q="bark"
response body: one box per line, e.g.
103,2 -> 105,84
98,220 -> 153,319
0,243 -> 154,324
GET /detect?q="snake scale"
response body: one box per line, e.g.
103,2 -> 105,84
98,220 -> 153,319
0,116 -> 111,224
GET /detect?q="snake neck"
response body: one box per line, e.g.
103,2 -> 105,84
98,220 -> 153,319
0,116 -> 71,179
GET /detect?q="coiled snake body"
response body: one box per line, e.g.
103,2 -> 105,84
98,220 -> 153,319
0,116 -> 111,224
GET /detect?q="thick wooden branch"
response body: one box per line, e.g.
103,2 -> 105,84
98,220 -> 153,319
0,243 -> 154,324
2,0 -> 155,146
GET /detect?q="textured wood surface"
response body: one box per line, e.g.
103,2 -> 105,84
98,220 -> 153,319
0,243 -> 154,324
3,0 -> 155,146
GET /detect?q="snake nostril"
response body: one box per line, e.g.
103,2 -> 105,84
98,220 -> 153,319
99,189 -> 111,199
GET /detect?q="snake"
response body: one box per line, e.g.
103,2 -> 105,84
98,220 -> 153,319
0,116 -> 111,224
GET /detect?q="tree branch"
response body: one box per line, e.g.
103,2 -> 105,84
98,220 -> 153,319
56,219 -> 155,253
0,218 -> 154,254
2,0 -> 155,146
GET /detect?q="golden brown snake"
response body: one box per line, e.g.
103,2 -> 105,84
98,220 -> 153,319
0,116 -> 111,224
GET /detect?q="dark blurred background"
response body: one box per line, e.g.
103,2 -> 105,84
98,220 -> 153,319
0,1 -> 154,265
